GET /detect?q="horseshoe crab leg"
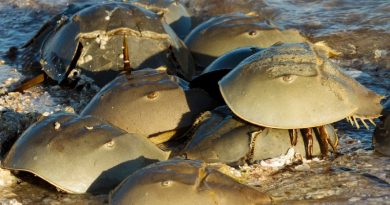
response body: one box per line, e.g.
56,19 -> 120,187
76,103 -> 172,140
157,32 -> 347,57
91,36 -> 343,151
317,126 -> 330,158
288,129 -> 298,146
300,128 -> 314,159
328,129 -> 338,154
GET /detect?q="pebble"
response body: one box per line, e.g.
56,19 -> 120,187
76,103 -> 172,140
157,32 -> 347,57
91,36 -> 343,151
294,163 -> 311,171
0,199 -> 22,205
349,197 -> 361,202
0,169 -> 18,187
305,189 -> 338,199
42,112 -> 50,117
64,106 -> 75,113
85,126 -> 94,130
374,49 -> 387,59
54,122 -> 61,130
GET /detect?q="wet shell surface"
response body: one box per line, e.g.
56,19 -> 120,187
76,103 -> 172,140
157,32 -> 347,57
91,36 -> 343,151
109,159 -> 271,205
183,106 -> 338,164
22,2 -> 194,85
134,0 -> 192,39
190,47 -> 262,104
184,13 -> 307,68
81,69 -> 217,139
219,42 -> 384,129
2,112 -> 170,194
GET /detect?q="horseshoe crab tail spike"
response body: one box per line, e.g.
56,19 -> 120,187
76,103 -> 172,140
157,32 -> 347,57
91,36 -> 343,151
360,118 -> 370,130
123,34 -> 131,74
1,73 -> 47,96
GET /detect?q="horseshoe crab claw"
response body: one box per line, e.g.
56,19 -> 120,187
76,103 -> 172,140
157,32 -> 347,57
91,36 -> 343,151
219,42 -> 384,129
109,159 -> 271,205
2,112 -> 169,194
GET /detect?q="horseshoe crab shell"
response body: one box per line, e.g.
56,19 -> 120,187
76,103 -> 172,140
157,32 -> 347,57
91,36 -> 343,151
109,159 -> 271,205
81,69 -> 217,140
183,106 -> 338,164
190,47 -> 262,103
184,13 -> 306,69
134,0 -> 192,39
21,2 -> 91,72
2,112 -> 169,194
219,42 -> 384,129
23,2 -> 194,86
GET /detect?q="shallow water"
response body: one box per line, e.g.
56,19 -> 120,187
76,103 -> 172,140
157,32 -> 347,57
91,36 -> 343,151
0,0 -> 389,204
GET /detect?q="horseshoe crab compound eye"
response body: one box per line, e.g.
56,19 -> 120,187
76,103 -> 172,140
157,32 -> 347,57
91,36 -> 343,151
280,75 -> 297,83
161,180 -> 172,187
248,30 -> 257,36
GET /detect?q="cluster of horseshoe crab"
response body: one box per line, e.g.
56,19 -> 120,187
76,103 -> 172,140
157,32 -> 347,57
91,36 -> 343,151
0,1 -> 387,204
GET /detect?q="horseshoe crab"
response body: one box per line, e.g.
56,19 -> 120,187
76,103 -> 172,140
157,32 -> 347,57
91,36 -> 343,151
190,46 -> 262,103
2,112 -> 170,194
81,69 -> 217,144
219,42 -> 384,158
19,2 -> 194,89
184,13 -> 307,69
183,106 -> 338,165
109,159 -> 271,205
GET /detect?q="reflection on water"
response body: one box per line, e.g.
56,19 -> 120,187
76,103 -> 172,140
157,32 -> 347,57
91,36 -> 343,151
0,0 -> 389,204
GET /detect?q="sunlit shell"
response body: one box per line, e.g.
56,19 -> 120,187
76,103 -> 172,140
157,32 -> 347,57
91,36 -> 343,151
22,2 -> 194,86
184,13 -> 306,69
219,43 -> 384,129
2,112 -> 169,194
109,159 -> 271,205
81,69 -> 217,139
